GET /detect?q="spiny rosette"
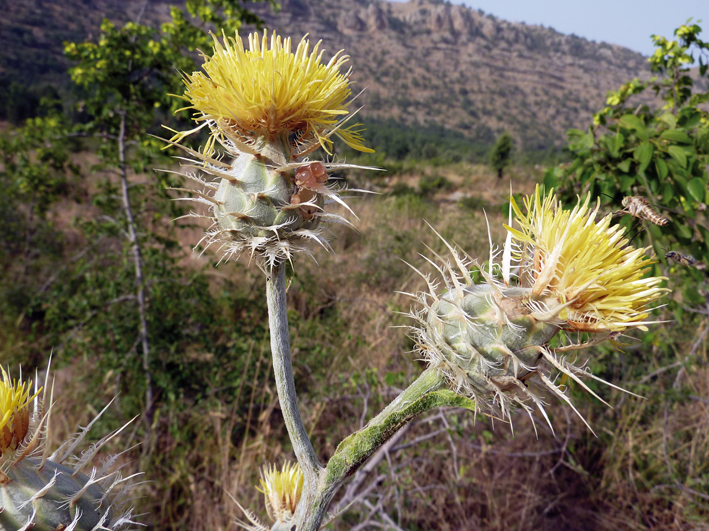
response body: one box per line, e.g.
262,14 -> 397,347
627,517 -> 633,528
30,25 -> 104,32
0,365 -> 140,531
165,31 -> 374,269
406,186 -> 667,433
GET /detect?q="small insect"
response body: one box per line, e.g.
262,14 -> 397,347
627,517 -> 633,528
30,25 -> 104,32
665,251 -> 697,266
619,196 -> 669,226
291,162 -> 328,221
294,162 -> 328,188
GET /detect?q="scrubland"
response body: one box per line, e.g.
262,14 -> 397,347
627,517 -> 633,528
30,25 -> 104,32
13,160 -> 706,531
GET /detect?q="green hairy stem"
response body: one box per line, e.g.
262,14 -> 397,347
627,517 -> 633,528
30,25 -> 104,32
265,263 -> 478,531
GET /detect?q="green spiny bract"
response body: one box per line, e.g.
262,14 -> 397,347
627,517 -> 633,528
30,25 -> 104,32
1,459 -> 114,531
213,153 -> 322,238
411,276 -> 566,431
0,368 -> 139,531
427,284 -> 558,387
171,136 -> 363,269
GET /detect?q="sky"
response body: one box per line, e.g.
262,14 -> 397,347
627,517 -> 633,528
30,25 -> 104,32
452,0 -> 708,58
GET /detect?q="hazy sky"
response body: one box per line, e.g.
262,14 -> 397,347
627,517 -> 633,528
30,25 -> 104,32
453,0 -> 708,58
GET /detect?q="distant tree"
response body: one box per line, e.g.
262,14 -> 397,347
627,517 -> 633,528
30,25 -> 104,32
489,131 -> 514,178
6,0 -> 275,422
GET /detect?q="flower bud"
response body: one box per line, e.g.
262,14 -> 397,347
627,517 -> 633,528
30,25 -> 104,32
0,366 -> 139,530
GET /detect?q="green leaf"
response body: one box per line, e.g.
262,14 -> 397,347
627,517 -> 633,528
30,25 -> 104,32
544,167 -> 562,189
612,133 -> 625,157
567,157 -> 584,174
673,306 -> 684,326
678,109 -> 702,129
673,172 -> 688,188
698,128 -> 709,152
577,132 -> 595,150
668,145 -> 688,168
655,158 -> 669,179
676,222 -> 693,240
684,286 -> 705,305
661,182 -> 674,201
687,178 -> 706,202
667,159 -> 689,179
619,174 -> 635,191
619,114 -> 645,131
659,113 -> 677,128
621,116 -> 649,141
617,159 -> 631,173
660,129 -> 693,144
575,168 -> 593,188
602,136 -> 617,158
566,128 -> 586,138
681,144 -> 696,157
684,200 -> 696,219
698,225 -> 709,244
647,224 -> 663,238
600,180 -> 617,199
633,142 -> 653,173
642,332 -> 655,344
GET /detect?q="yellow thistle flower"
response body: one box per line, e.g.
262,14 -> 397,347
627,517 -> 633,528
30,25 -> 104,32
406,187 -> 668,433
506,185 -> 667,332
0,367 -> 40,455
165,31 -> 376,268
174,31 -> 373,157
257,462 -> 304,523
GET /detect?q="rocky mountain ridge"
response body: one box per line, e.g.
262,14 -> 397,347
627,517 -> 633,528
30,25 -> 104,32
247,0 -> 650,151
1,0 -> 652,152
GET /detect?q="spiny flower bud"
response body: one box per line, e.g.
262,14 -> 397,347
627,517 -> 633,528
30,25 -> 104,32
0,365 -> 140,531
229,462 -> 304,531
166,31 -> 374,269
407,186 -> 667,434
258,462 -> 304,525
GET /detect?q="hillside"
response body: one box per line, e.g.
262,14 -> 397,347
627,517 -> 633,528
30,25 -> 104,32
0,0 -> 156,83
248,0 -> 651,151
1,0 -> 651,152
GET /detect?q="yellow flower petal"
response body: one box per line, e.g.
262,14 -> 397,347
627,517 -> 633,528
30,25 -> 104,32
257,461 -> 304,523
175,31 -> 373,156
0,367 -> 40,453
506,185 -> 667,331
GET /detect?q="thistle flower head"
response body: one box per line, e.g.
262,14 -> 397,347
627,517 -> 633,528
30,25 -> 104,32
506,185 -> 667,332
0,367 -> 40,456
406,188 -> 668,433
257,462 -> 304,524
174,31 -> 373,158
166,31 -> 375,270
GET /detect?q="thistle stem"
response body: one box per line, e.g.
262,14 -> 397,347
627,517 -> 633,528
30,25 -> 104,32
266,265 -> 472,531
266,262 -> 322,480
325,366 -> 449,484
294,368 -> 464,531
